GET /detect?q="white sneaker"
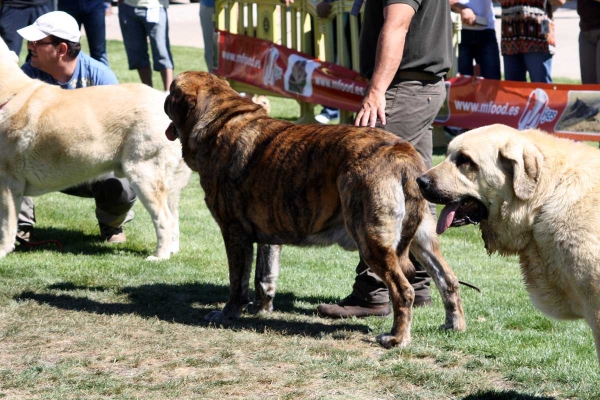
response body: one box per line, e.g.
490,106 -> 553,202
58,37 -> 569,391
315,108 -> 340,124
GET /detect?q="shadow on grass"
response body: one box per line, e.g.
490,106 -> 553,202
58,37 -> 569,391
16,281 -> 370,338
14,227 -> 148,257
463,391 -> 555,400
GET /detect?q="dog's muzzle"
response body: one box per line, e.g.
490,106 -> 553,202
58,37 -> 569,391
416,174 -> 488,234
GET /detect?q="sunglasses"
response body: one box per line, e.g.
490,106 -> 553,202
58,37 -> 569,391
30,40 -> 58,47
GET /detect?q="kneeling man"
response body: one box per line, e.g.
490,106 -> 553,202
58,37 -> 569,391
16,11 -> 136,243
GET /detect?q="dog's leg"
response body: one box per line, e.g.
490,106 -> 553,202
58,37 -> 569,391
125,167 -> 174,261
250,244 -> 281,314
410,213 -> 466,332
204,227 -> 254,322
361,248 -> 414,348
167,160 -> 192,255
342,177 -> 414,348
584,310 -> 600,365
0,175 -> 24,257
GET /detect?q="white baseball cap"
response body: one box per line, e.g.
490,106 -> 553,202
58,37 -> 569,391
17,11 -> 81,43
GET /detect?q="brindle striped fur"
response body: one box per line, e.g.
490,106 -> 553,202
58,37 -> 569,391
165,71 -> 465,348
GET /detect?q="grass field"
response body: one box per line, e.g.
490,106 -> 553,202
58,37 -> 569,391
1,41 -> 599,399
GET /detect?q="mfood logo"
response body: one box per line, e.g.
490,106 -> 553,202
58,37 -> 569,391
262,46 -> 282,86
518,88 -> 558,130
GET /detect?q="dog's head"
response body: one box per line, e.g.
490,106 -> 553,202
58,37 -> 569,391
417,124 -> 544,248
0,36 -> 31,96
164,71 -> 267,141
164,71 -> 269,170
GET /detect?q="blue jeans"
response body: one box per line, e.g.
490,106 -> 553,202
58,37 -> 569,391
58,0 -> 108,66
118,3 -> 174,71
503,52 -> 553,83
0,1 -> 53,57
458,29 -> 501,79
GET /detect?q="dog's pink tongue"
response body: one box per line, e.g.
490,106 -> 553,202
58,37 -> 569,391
165,122 -> 176,141
437,203 -> 460,235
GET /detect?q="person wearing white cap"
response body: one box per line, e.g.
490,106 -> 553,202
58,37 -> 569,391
15,10 -> 138,244
0,0 -> 53,58
17,11 -> 116,88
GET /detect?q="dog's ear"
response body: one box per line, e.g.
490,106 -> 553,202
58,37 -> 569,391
499,140 -> 543,201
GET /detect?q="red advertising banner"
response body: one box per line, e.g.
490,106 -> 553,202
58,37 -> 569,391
214,30 -> 368,112
438,77 -> 600,141
215,31 -> 600,141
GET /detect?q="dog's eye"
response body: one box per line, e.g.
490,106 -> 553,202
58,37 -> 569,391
455,152 -> 475,168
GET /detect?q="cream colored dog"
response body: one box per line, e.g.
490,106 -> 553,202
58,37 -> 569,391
0,37 -> 190,260
417,124 -> 600,364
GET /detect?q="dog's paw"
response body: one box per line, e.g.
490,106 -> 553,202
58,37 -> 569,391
376,333 -> 411,349
440,318 -> 466,332
0,244 -> 14,258
248,301 -> 274,315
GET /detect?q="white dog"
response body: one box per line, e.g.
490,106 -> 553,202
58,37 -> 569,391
418,124 -> 600,364
0,37 -> 190,260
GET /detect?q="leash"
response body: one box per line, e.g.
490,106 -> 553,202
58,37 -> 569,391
459,280 -> 481,293
15,235 -> 63,251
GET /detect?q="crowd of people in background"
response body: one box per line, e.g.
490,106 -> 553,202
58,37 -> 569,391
1,0 -> 598,89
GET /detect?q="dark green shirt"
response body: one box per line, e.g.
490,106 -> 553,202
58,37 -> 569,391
359,0 -> 452,79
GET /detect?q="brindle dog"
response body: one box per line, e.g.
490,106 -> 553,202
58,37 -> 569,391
164,71 -> 465,348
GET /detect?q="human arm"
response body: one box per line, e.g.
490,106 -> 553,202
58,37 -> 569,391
449,0 -> 476,26
548,0 -> 566,7
354,2 -> 415,127
317,0 -> 335,18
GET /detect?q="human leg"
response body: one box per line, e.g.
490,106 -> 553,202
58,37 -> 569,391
316,258 -> 392,318
138,66 -> 153,87
118,3 -> 151,82
81,0 -> 109,66
457,30 -> 476,76
147,7 -> 174,91
61,175 -> 136,243
524,52 -> 553,83
90,177 -> 136,228
0,2 -> 52,56
474,29 -> 501,80
160,68 -> 173,93
17,197 -> 36,241
502,53 -> 527,82
199,3 -> 215,71
579,29 -> 600,84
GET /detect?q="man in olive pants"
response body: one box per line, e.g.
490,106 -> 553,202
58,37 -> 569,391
317,0 -> 452,318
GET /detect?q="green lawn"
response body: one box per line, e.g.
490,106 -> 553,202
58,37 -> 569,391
1,41 -> 598,399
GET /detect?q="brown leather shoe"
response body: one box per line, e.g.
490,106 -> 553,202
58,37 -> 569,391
16,226 -> 33,243
99,223 -> 126,244
316,296 -> 391,319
